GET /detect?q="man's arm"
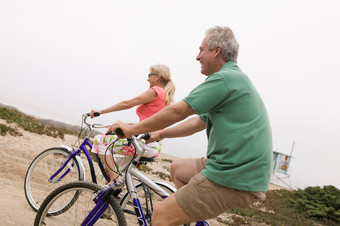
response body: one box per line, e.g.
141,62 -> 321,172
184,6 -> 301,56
146,116 -> 206,143
108,100 -> 196,138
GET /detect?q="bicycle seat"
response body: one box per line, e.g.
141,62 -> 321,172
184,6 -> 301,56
139,157 -> 155,162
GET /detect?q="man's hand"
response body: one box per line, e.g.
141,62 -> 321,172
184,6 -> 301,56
145,130 -> 163,144
107,121 -> 135,138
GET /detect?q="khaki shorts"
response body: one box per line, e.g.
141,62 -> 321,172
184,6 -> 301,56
174,157 -> 266,221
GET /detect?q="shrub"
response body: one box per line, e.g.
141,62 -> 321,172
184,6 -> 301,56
0,107 -> 75,139
227,186 -> 340,225
290,185 -> 340,224
0,123 -> 23,136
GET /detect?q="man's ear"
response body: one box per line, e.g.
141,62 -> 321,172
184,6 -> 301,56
214,46 -> 222,57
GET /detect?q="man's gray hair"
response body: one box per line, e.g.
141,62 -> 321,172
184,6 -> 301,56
206,26 -> 239,62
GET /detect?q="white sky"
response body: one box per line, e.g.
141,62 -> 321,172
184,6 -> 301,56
1,0 -> 339,189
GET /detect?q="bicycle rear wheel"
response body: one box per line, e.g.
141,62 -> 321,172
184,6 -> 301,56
120,181 -> 176,225
34,181 -> 126,226
24,147 -> 83,212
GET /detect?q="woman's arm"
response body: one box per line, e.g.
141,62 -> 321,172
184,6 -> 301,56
90,88 -> 157,117
107,100 -> 198,138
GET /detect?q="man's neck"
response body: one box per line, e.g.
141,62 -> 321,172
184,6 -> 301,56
207,60 -> 227,76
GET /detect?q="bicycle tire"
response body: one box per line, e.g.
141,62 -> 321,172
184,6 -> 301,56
120,181 -> 179,225
24,147 -> 84,213
34,181 -> 126,226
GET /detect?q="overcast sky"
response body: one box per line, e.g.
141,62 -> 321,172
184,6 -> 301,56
1,0 -> 339,189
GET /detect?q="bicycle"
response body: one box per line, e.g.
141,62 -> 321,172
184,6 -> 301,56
24,113 -> 115,213
28,114 -> 208,225
34,132 -> 181,225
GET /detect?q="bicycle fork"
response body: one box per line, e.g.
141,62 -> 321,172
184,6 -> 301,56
132,197 -> 148,226
81,185 -> 122,226
82,199 -> 109,226
126,172 -> 148,225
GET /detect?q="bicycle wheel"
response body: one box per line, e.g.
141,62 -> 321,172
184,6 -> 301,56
34,181 -> 126,226
120,181 -> 176,225
24,147 -> 84,212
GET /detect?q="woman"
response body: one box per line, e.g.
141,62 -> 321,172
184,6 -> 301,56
90,64 -> 175,182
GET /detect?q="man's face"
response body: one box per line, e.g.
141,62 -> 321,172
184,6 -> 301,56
196,34 -> 216,76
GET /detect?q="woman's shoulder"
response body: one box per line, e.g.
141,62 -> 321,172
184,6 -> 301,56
150,86 -> 165,94
151,86 -> 164,91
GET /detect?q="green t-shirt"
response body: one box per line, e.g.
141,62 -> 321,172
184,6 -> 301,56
183,61 -> 273,192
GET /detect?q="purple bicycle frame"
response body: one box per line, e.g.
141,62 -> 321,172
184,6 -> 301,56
48,138 -> 102,184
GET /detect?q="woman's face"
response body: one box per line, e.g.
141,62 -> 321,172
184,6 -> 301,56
147,73 -> 160,87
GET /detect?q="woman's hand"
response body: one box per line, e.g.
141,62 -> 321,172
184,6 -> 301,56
145,130 -> 163,144
89,109 -> 100,118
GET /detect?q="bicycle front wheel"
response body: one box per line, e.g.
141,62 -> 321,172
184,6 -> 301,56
24,147 -> 84,212
120,181 -> 176,225
34,181 -> 126,226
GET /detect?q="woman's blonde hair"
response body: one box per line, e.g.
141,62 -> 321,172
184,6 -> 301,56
149,64 -> 175,105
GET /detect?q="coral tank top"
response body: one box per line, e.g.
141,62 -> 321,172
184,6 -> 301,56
136,86 -> 166,121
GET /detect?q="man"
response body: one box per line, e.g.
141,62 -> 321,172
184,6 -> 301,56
108,26 -> 273,226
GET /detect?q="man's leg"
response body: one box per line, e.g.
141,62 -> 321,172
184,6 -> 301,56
156,158 -> 263,225
149,158 -> 201,225
151,194 -> 195,226
170,158 -> 199,188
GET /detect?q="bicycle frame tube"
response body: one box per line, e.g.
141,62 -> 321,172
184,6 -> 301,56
49,138 -> 111,184
81,199 -> 109,226
124,172 -> 148,225
48,149 -> 81,182
133,198 -> 148,225
122,167 -> 171,225
80,138 -> 98,183
130,168 -> 171,198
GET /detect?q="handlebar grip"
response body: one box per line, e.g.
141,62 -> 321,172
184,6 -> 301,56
86,112 -> 100,117
143,133 -> 150,140
115,128 -> 124,136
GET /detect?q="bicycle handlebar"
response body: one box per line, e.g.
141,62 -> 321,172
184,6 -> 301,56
83,113 -> 150,140
106,130 -> 150,140
116,128 -> 151,141
83,113 -> 110,129
115,128 -> 124,136
86,112 -> 100,117
140,133 -> 150,140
